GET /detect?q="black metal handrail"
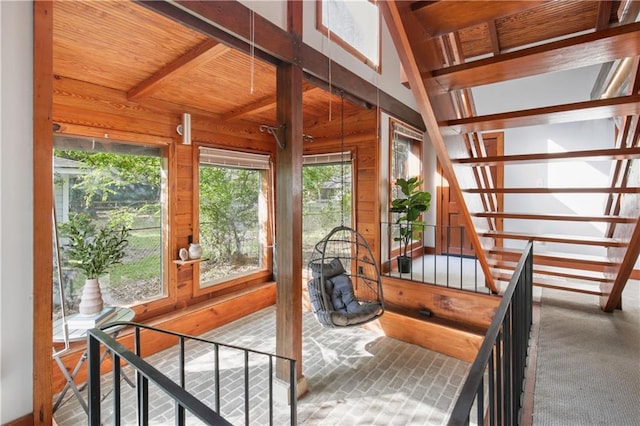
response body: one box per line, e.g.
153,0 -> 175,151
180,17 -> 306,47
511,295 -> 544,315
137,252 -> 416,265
448,241 -> 534,425
87,322 -> 297,425
381,222 -> 489,294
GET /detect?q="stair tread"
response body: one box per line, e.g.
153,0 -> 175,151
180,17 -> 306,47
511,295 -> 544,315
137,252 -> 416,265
493,274 -> 604,295
487,260 -> 614,282
479,230 -> 627,246
486,246 -> 619,266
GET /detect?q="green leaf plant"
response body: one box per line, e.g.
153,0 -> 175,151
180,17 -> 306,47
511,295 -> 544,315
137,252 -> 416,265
60,213 -> 130,279
390,177 -> 431,260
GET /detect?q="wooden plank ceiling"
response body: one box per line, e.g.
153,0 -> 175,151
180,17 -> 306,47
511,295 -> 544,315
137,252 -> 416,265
52,0 -> 363,142
382,0 -> 640,311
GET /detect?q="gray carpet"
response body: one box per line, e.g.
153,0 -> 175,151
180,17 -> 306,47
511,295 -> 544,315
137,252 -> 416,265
533,283 -> 640,425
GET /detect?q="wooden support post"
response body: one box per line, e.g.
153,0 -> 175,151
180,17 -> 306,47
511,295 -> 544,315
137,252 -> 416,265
275,63 -> 304,387
34,0 -> 54,423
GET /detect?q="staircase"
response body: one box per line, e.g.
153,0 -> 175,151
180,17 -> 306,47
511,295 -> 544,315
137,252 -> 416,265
381,0 -> 640,312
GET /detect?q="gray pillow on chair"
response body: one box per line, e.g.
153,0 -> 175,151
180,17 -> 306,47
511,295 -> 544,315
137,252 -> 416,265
310,258 -> 345,279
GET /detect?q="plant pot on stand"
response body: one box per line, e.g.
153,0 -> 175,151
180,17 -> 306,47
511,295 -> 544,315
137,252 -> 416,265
78,278 -> 104,316
61,213 -> 130,317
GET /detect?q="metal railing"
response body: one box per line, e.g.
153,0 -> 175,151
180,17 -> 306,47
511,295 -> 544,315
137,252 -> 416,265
448,241 -> 534,425
381,222 -> 490,294
87,322 -> 297,425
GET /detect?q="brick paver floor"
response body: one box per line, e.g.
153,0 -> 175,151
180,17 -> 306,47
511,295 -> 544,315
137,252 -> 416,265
53,306 -> 470,425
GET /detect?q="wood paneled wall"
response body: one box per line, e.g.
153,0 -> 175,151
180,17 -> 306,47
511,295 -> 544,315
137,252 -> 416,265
50,77 -> 381,390
303,108 -> 380,261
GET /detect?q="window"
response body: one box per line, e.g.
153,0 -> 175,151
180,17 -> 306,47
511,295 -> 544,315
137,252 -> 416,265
389,120 -> 423,252
390,120 -> 423,200
197,148 -> 271,288
53,136 -> 166,318
302,152 -> 353,267
317,0 -> 380,70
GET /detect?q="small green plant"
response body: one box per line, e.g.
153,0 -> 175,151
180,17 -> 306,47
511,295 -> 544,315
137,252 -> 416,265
61,213 -> 130,279
390,177 -> 431,262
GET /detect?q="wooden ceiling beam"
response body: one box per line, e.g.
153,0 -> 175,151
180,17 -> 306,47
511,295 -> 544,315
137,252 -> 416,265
223,85 -> 321,122
445,94 -> 640,133
222,94 -> 278,122
430,21 -> 640,92
487,20 -> 501,57
453,146 -> 640,166
137,0 -> 424,130
128,39 -> 230,101
595,1 -> 614,31
411,0 -> 548,37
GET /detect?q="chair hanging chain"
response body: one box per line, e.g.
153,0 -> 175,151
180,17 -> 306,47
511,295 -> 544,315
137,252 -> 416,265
340,91 -> 345,227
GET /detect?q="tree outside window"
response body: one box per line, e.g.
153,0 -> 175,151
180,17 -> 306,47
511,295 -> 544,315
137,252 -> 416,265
53,136 -> 165,318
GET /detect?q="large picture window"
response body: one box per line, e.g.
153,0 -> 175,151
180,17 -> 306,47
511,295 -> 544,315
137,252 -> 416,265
197,148 -> 271,288
53,135 -> 166,318
317,0 -> 380,70
302,152 -> 353,267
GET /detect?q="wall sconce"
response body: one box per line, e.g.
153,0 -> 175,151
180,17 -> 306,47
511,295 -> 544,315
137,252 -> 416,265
177,113 -> 191,145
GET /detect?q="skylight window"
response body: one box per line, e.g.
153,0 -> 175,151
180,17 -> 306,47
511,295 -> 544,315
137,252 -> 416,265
317,0 -> 380,70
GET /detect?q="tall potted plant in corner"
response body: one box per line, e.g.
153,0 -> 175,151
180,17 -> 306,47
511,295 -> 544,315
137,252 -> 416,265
390,176 -> 431,273
61,213 -> 130,316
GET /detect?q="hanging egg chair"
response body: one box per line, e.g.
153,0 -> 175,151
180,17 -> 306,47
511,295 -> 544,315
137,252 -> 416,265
307,225 -> 384,328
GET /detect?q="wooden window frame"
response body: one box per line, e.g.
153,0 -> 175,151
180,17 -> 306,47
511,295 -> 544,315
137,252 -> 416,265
52,131 -> 175,322
316,0 -> 382,72
192,143 -> 274,298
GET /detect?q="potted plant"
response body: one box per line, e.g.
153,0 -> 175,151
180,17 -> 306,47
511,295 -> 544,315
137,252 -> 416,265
390,176 -> 431,273
61,213 -> 130,316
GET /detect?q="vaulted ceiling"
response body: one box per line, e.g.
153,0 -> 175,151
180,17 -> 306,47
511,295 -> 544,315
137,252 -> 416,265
382,0 -> 640,311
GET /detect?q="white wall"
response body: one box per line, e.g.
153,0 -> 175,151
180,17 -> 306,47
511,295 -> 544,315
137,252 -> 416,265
472,65 -> 615,256
301,1 -> 418,110
237,1 -> 417,110
0,0 -> 34,422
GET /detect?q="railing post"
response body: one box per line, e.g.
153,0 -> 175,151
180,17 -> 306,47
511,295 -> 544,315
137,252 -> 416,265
87,334 -> 102,426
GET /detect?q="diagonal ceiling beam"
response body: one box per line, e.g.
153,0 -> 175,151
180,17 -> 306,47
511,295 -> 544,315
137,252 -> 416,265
429,21 -> 640,92
445,94 -> 640,133
223,85 -> 320,121
128,39 -> 230,101
380,0 -> 497,294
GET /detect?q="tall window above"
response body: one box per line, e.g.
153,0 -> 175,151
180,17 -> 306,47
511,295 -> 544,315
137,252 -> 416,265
197,148 -> 271,289
53,136 -> 166,317
389,120 -> 423,224
317,0 -> 380,70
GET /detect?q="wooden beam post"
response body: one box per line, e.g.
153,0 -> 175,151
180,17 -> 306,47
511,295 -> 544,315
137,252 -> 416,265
34,1 -> 54,423
275,63 -> 304,384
